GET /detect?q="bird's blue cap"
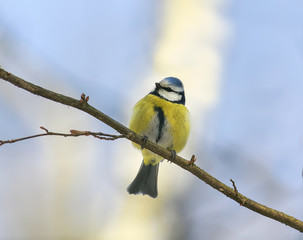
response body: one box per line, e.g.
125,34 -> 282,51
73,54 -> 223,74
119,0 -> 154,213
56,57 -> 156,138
163,77 -> 184,88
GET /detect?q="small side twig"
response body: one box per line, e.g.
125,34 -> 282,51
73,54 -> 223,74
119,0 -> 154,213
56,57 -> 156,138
188,154 -> 197,166
0,126 -> 124,146
230,179 -> 245,206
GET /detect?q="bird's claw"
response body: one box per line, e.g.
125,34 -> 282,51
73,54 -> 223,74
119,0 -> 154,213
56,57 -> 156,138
141,136 -> 148,149
170,150 -> 176,160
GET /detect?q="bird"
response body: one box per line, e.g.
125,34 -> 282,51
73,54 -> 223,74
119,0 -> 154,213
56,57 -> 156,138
127,77 -> 190,198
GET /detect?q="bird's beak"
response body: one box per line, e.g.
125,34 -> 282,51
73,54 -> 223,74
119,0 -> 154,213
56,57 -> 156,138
155,82 -> 161,89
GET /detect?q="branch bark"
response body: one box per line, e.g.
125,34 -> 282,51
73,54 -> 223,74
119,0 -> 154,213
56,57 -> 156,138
1,67 -> 302,232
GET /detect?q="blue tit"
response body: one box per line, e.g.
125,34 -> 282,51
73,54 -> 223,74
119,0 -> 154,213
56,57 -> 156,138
127,77 -> 190,198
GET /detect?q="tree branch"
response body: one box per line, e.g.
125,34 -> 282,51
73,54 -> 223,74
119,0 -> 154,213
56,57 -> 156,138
0,126 -> 123,146
1,67 -> 302,232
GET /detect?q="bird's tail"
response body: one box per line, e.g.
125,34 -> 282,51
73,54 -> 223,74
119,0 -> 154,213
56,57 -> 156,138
127,161 -> 159,198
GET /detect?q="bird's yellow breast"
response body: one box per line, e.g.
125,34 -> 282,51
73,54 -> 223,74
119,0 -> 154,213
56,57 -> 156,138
129,94 -> 190,155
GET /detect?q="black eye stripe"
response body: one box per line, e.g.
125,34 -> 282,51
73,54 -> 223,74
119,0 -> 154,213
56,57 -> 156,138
162,86 -> 173,92
162,87 -> 183,94
157,84 -> 183,94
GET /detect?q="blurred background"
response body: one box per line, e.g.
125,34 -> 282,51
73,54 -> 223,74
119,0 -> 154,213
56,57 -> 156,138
0,0 -> 303,239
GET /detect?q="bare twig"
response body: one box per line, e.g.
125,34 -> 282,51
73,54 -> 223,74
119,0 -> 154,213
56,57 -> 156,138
230,179 -> 239,196
0,67 -> 303,232
188,154 -> 197,166
0,126 -> 123,146
69,129 -> 123,140
230,179 -> 245,206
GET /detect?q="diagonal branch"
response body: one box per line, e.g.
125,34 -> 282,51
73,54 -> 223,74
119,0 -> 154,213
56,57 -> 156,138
0,67 -> 302,232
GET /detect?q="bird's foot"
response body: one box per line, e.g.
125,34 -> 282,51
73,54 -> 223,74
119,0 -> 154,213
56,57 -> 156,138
141,136 -> 148,149
170,150 -> 176,160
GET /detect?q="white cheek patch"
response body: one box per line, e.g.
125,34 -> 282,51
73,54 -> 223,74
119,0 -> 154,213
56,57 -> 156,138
170,85 -> 183,93
158,89 -> 182,102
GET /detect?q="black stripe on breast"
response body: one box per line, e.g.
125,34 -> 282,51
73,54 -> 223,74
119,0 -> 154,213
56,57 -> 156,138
154,106 -> 165,143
